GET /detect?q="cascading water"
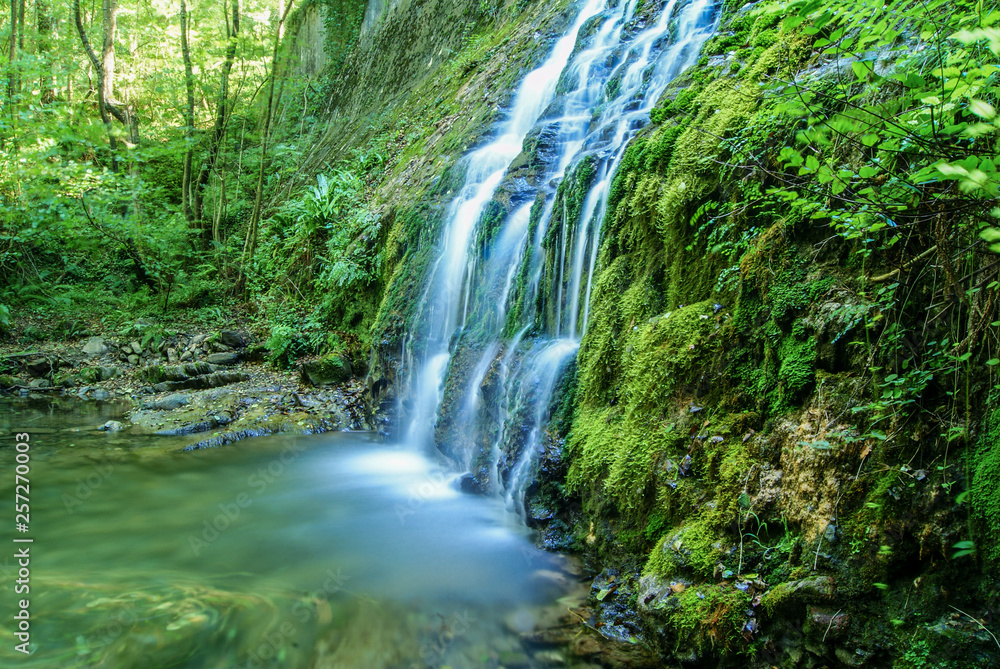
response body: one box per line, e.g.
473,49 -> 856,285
403,0 -> 719,508
403,0 -> 606,454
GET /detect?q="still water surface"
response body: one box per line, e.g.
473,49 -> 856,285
0,397 -> 579,668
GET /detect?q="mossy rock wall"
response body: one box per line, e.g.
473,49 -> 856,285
548,2 -> 1000,667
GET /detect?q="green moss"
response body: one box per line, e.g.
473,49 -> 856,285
76,367 -> 101,384
136,365 -> 167,385
645,517 -> 725,579
569,301 -> 728,510
669,583 -> 751,654
301,353 -> 353,386
776,334 -> 816,409
972,407 -> 1000,565
53,372 -> 75,387
623,301 -> 726,413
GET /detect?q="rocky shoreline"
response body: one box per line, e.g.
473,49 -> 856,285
0,328 -> 374,450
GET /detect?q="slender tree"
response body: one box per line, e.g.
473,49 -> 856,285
36,0 -> 54,104
101,0 -> 116,105
180,0 -> 196,221
7,0 -> 18,112
193,0 -> 240,228
16,0 -> 24,52
74,0 -> 138,169
74,0 -> 118,166
242,0 -> 295,283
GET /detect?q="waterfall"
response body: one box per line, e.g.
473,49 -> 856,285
402,0 -> 719,507
403,0 -> 606,453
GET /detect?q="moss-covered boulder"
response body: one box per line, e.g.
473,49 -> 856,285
301,354 -> 353,387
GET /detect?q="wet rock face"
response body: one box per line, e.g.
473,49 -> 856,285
458,472 -> 488,495
522,437 -> 579,552
498,124 -> 564,208
590,568 -> 648,645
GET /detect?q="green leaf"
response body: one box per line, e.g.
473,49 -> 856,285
969,98 -> 998,120
851,60 -> 872,81
952,540 -> 976,558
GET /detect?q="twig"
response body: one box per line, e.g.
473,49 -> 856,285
949,605 -> 1000,652
823,609 -> 843,643
870,245 -> 938,283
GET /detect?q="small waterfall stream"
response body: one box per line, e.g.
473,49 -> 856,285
403,0 -> 719,508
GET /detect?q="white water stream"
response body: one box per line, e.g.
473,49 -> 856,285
404,0 -> 719,509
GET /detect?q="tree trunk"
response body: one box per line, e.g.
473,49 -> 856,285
74,0 -> 117,168
17,0 -> 24,52
37,0 -> 55,104
193,0 -> 240,228
75,0 -> 139,170
7,0 -> 18,110
180,0 -> 195,222
101,0 -> 116,104
241,0 -> 295,285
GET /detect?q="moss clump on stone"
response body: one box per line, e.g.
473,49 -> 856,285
972,408 -> 1000,565
301,354 -> 353,387
136,365 -> 167,385
669,583 -> 752,655
77,367 -> 101,384
569,301 -> 727,512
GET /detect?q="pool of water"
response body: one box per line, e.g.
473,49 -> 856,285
0,397 -> 584,668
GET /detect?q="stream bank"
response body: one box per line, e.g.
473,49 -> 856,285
0,324 -> 373,450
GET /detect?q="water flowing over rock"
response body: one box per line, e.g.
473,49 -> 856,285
399,0 -> 719,513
